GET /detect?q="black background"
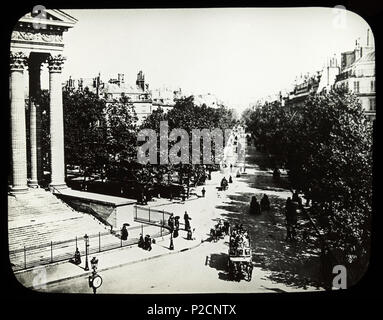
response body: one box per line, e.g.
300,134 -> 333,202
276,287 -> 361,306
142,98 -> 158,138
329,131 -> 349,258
1,0 -> 381,317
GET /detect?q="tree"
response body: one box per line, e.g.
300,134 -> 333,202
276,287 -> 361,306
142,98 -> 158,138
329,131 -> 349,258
140,96 -> 236,195
104,95 -> 138,182
63,88 -> 108,183
243,87 -> 373,286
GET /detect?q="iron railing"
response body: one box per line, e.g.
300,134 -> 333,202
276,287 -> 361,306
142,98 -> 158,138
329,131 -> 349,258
9,223 -> 169,272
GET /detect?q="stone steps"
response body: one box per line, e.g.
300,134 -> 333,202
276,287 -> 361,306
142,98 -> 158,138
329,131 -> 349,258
8,189 -> 111,253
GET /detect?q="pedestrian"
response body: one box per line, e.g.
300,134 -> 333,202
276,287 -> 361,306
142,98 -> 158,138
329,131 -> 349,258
260,194 -> 270,212
292,190 -> 302,207
72,247 -> 81,265
202,187 -> 206,198
168,213 -> 175,232
229,176 -> 233,183
145,235 -> 152,251
138,234 -> 145,248
273,168 -> 280,180
250,196 -> 260,215
121,224 -> 128,240
230,163 -> 233,172
285,197 -> 296,241
184,211 -> 191,231
174,216 -> 180,231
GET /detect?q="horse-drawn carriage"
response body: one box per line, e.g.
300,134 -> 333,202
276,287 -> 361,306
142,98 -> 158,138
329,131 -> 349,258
210,220 -> 229,242
228,226 -> 253,281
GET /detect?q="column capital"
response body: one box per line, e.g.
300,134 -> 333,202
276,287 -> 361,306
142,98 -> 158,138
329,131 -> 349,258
10,52 -> 27,71
48,54 -> 66,73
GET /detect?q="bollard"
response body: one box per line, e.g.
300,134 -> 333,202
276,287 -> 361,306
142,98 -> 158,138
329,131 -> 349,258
162,210 -> 165,226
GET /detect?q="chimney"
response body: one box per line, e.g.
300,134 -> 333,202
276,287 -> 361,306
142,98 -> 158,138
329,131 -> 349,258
136,71 -> 145,91
118,73 -> 124,86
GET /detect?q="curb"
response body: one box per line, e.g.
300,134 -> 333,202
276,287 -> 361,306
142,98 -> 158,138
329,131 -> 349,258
25,237 -> 205,289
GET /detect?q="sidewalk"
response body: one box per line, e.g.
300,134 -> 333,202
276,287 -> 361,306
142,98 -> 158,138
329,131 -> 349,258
14,230 -> 204,290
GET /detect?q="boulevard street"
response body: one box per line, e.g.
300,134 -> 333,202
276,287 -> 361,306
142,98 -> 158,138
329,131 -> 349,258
44,146 -> 324,294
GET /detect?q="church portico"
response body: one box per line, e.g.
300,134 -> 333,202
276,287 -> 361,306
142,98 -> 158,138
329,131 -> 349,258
9,9 -> 77,194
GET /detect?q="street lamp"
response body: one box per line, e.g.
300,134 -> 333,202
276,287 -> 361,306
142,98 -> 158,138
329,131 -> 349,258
84,234 -> 89,271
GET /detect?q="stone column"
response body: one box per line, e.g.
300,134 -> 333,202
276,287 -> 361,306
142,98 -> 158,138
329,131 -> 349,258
10,52 -> 28,193
28,56 -> 44,185
48,54 -> 67,190
28,101 -> 38,187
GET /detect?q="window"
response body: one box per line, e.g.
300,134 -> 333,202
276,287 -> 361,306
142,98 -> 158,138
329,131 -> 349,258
371,81 -> 375,93
369,98 -> 376,111
353,81 -> 360,93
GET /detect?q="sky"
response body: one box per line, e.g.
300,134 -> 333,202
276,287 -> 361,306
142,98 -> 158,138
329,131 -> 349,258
42,7 -> 373,112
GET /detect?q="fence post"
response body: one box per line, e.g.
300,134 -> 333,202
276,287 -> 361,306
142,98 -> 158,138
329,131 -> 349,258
141,224 -> 143,235
50,241 -> 53,263
163,210 -> 165,226
99,232 -> 101,252
24,246 -> 26,269
135,205 -> 137,220
120,236 -> 122,247
161,225 -> 162,237
149,207 -> 151,222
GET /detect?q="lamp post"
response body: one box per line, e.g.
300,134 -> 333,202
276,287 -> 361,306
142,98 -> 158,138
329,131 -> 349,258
84,234 -> 89,271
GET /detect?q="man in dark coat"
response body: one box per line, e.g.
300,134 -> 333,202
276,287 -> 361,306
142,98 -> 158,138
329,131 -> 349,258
121,224 -> 129,240
138,234 -> 145,248
260,194 -> 270,212
184,211 -> 191,231
168,214 -> 175,232
285,197 -> 298,241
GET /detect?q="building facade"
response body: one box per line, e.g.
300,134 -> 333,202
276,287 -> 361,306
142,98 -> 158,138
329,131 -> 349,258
64,71 -> 182,122
334,37 -> 375,121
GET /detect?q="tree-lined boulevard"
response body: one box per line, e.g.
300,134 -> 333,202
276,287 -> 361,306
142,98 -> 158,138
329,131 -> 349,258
31,84 -> 373,292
